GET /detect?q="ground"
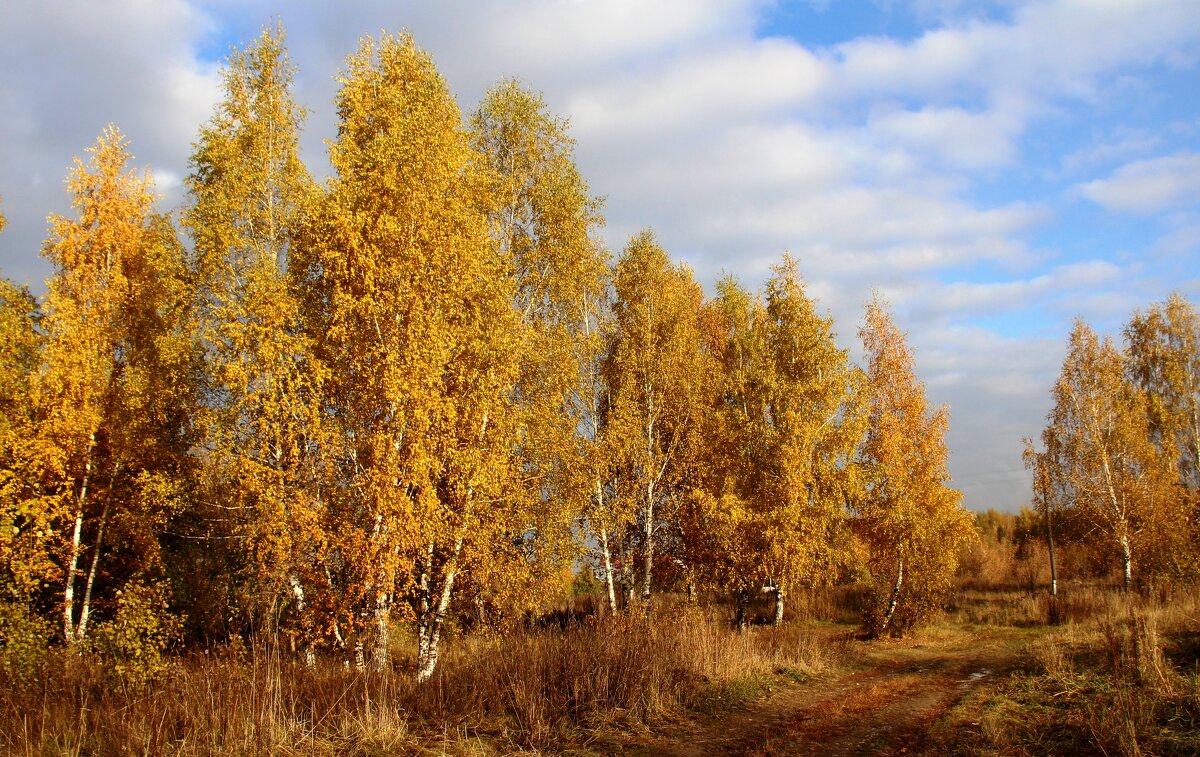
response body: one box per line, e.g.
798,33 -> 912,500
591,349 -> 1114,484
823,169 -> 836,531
607,624 -> 1040,756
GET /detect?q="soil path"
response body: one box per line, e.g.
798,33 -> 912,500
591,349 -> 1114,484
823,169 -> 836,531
619,625 -> 1033,756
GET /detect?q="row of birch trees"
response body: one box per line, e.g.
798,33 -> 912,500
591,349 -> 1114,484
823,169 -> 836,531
1027,296 -> 1200,594
0,26 -> 972,681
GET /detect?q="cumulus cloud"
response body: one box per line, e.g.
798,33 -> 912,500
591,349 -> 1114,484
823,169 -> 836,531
1077,152 -> 1200,215
1,0 -> 1199,510
567,39 -> 827,140
0,0 -> 219,280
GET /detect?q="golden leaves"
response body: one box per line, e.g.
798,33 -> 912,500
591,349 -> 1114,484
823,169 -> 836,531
1039,299 -> 1199,588
857,295 -> 972,633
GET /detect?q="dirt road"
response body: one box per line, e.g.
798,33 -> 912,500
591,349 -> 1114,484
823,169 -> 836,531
620,625 -> 1034,756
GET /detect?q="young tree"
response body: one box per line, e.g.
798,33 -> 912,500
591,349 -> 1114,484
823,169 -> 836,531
580,293 -> 623,613
183,24 -> 325,657
469,79 -> 609,619
1126,294 -> 1200,491
757,257 -> 864,625
39,128 -> 194,645
1124,295 -> 1200,582
0,227 -> 54,609
603,231 -> 709,610
298,33 -> 520,678
1045,320 -> 1169,591
856,296 -> 973,636
1022,437 -> 1060,600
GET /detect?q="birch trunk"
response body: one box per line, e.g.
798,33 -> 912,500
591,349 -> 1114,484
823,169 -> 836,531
599,524 -> 618,615
288,573 -> 316,668
77,498 -> 110,640
773,585 -> 785,626
62,432 -> 96,645
735,587 -> 750,632
416,535 -> 464,683
1046,508 -> 1058,599
879,554 -> 904,636
596,480 -> 618,615
641,480 -> 654,611
1120,533 -> 1133,593
373,590 -> 390,670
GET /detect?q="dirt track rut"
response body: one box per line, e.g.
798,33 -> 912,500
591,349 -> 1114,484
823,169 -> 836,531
621,628 -> 1026,756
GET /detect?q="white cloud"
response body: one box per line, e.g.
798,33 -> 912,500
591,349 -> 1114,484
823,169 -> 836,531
869,100 -> 1027,169
907,260 -> 1122,321
1059,127 -> 1164,176
0,0 -> 220,281
567,38 -> 827,140
1077,152 -> 1200,215
1,0 -> 1199,512
830,0 -> 1200,103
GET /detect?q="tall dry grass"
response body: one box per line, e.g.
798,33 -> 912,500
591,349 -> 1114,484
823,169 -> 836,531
0,605 -> 842,755
971,588 -> 1200,757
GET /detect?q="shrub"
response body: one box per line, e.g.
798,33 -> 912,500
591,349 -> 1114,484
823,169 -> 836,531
0,600 -> 51,682
89,581 -> 183,685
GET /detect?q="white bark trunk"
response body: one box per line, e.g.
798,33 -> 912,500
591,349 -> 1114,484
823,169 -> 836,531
879,555 -> 904,635
288,573 -> 316,668
641,480 -> 654,610
62,432 -> 96,645
77,498 -> 109,640
1120,533 -> 1133,592
373,590 -> 390,671
1046,507 -> 1058,599
600,525 -> 618,615
773,585 -> 785,626
595,480 -> 619,615
416,536 -> 464,683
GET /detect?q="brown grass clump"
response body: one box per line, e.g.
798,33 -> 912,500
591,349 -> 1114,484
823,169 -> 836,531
0,606 -> 840,755
947,589 -> 1200,757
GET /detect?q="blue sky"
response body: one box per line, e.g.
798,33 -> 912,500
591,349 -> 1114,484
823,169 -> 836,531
1,0 -> 1198,511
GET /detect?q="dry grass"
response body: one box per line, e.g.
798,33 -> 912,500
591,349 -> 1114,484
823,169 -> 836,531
0,605 -> 842,755
933,587 -> 1200,757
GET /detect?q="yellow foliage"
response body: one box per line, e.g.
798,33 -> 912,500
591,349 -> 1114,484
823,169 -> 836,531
184,23 -> 326,642
857,295 -> 974,635
604,230 -> 710,604
37,127 -> 194,644
302,32 -> 526,674
682,260 -> 863,606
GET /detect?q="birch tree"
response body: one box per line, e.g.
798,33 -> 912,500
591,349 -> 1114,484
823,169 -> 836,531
0,246 -> 54,609
680,276 -> 769,626
1124,295 -> 1200,581
39,128 -> 194,645
184,24 -> 326,657
299,33 -> 519,678
1023,437 -> 1061,601
757,257 -> 864,624
684,262 -> 863,626
468,79 -> 609,619
856,295 -> 972,636
1126,294 -> 1200,491
603,231 -> 708,610
1047,320 -> 1170,590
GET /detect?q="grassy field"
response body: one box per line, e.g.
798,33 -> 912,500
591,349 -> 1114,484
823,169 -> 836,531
927,588 -> 1200,757
1,587 -> 1197,755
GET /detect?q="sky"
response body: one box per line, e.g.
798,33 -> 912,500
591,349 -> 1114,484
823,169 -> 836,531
1,0 -> 1198,512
